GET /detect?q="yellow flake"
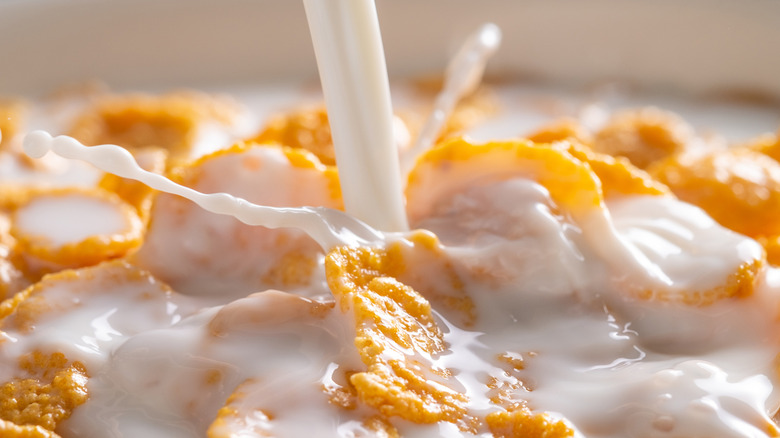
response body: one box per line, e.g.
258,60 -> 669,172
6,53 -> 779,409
326,245 -> 472,428
634,258 -> 764,306
0,351 -> 88,431
0,99 -> 27,149
561,141 -> 671,199
207,379 -> 273,438
526,117 -> 593,145
10,187 -> 143,276
252,105 -> 337,166
648,147 -> 780,239
486,407 -> 574,438
406,137 -> 605,224
0,420 -> 60,438
592,107 -> 693,169
69,91 -> 238,166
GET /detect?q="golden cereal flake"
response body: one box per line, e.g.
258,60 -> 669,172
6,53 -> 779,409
0,260 -> 172,334
325,245 -> 471,428
384,232 -> 476,328
207,379 -> 273,438
10,187 -> 143,275
746,129 -> 780,163
526,117 -> 593,145
592,107 -> 694,169
362,416 -> 400,438
0,351 -> 88,431
69,91 -> 238,165
633,258 -> 763,306
252,105 -> 337,166
648,147 -> 780,239
0,215 -> 29,301
486,408 -> 574,438
560,141 -> 671,199
0,99 -> 27,149
757,236 -> 780,266
406,137 -> 605,224
0,420 -> 61,438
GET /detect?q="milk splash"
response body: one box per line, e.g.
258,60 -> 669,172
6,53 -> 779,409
401,23 -> 502,173
22,131 -> 387,250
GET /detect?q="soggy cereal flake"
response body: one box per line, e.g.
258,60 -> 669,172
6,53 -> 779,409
252,105 -> 337,165
134,143 -> 341,298
746,129 -> 780,163
526,117 -> 593,145
69,92 -> 238,165
0,351 -> 88,431
207,379 -> 273,438
325,246 -> 471,428
0,215 -> 28,301
648,147 -> 780,239
592,107 -> 694,169
0,260 -> 188,347
0,419 -> 60,438
758,236 -> 780,266
562,141 -> 671,199
486,408 -> 574,438
362,416 -> 401,438
384,232 -> 476,328
0,99 -> 26,149
406,137 -> 604,224
608,195 -> 766,306
10,188 -> 143,276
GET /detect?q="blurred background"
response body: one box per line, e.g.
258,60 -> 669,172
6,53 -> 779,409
0,0 -> 779,98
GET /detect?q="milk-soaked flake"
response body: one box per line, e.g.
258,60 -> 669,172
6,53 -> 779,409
69,291 -> 364,438
10,188 -> 143,276
132,143 -> 342,300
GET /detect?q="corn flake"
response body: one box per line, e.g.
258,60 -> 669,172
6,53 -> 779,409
10,187 -> 143,276
486,407 -> 574,438
0,351 -> 88,431
648,147 -> 780,239
406,137 -> 604,224
0,420 -> 60,438
592,107 -> 693,169
69,91 -> 238,166
325,245 -> 471,428
251,105 -> 337,166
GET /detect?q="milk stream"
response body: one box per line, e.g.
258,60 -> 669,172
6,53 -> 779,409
401,23 -> 502,173
303,0 -> 408,232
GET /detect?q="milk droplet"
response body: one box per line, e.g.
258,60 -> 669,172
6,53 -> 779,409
22,130 -> 53,158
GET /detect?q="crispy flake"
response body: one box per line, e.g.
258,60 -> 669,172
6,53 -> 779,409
325,245 -> 471,427
69,91 -> 238,166
486,408 -> 574,438
207,379 -> 273,438
406,137 -> 605,224
10,187 -> 143,276
252,106 -> 337,166
0,351 -> 88,431
649,147 -> 780,239
0,420 -> 60,438
592,107 -> 693,169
